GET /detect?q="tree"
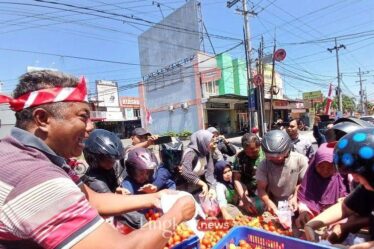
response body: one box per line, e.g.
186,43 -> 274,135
315,94 -> 356,114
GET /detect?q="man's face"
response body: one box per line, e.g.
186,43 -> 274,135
132,134 -> 148,145
265,151 -> 289,166
98,156 -> 116,170
244,142 -> 260,159
286,120 -> 299,139
45,102 -> 93,159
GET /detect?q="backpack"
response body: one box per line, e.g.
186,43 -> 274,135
160,139 -> 183,173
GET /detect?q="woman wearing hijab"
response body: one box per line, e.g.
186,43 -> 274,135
214,160 -> 243,219
178,129 -> 217,198
296,143 -> 347,228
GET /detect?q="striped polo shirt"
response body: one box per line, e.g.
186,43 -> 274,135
0,128 -> 104,249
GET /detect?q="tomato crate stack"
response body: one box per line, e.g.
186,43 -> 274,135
212,226 -> 334,249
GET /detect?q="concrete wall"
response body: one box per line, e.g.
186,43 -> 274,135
0,105 -> 15,138
143,64 -> 199,134
149,106 -> 199,135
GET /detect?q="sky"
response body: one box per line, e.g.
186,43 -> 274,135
1,0 -> 374,103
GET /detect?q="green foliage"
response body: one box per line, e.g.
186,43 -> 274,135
163,131 -> 178,137
178,130 -> 192,137
162,130 -> 192,139
315,94 -> 356,113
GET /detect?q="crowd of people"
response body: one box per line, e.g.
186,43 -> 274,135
0,70 -> 373,249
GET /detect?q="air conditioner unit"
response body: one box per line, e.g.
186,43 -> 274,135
181,102 -> 189,109
169,105 -> 174,111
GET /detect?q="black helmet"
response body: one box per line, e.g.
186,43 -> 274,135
334,128 -> 374,188
83,129 -> 124,168
160,139 -> 183,173
331,117 -> 374,141
261,130 -> 291,154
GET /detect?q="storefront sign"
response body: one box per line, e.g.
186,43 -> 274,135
273,100 -> 289,109
206,102 -> 230,109
121,96 -> 140,108
302,91 -> 322,100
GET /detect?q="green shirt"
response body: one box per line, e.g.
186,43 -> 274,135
233,149 -> 265,194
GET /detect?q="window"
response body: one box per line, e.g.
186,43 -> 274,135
203,80 -> 218,98
133,109 -> 140,118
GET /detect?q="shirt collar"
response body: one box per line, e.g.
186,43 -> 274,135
11,127 -> 66,167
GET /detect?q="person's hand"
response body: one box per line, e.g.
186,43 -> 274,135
115,187 -> 131,195
138,184 -> 158,193
146,135 -> 159,146
207,189 -> 216,200
218,135 -> 228,144
171,195 -> 196,222
288,196 -> 298,212
199,182 -> 209,197
295,211 -> 312,228
328,223 -> 347,244
266,201 -> 278,215
243,197 -> 258,215
304,223 -> 319,242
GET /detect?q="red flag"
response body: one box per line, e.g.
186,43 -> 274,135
146,109 -> 153,125
325,83 -> 333,115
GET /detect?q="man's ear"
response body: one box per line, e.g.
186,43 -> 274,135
32,108 -> 51,132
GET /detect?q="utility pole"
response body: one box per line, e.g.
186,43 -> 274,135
327,38 -> 345,113
227,0 -> 256,131
365,87 -> 368,115
357,68 -> 368,114
269,40 -> 276,130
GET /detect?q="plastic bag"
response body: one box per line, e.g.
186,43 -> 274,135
160,191 -> 205,239
276,200 -> 292,230
199,195 -> 221,218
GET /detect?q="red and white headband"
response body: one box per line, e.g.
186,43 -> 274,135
0,77 -> 88,112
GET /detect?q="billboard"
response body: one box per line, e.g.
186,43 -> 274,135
302,91 -> 323,100
96,80 -> 120,107
138,0 -> 200,77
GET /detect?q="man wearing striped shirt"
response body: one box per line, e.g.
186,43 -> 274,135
0,70 -> 195,249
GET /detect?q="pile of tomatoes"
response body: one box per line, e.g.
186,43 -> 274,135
144,210 -> 196,249
228,240 -> 262,249
200,230 -> 229,249
145,209 -> 162,221
233,214 -> 293,237
163,223 -> 195,249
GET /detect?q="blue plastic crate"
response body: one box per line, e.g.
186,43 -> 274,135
212,226 -> 334,249
172,235 -> 200,249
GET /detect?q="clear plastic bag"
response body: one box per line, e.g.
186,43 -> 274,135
199,195 -> 221,218
276,200 -> 293,230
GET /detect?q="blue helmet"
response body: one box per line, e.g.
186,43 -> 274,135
334,128 -> 374,188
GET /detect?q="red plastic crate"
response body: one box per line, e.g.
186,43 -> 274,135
212,226 -> 334,249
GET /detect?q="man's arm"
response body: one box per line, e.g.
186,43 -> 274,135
304,201 -> 354,242
72,196 -> 196,249
257,180 -> 277,214
81,184 -> 159,216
